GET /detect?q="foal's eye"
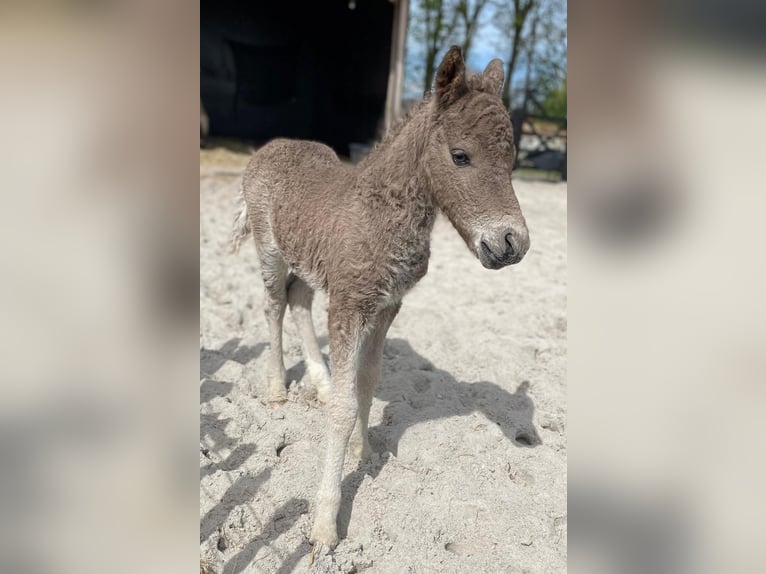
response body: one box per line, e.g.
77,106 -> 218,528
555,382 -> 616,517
451,149 -> 470,166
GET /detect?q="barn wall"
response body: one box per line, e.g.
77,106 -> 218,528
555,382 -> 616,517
201,0 -> 394,156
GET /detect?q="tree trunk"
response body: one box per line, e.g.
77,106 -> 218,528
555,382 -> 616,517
459,0 -> 486,63
424,47 -> 437,93
502,31 -> 522,107
423,0 -> 446,93
502,0 -> 534,109
421,0 -> 462,93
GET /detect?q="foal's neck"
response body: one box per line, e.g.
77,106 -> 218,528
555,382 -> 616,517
358,102 -> 435,224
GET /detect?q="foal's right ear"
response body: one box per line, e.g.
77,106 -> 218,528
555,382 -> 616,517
434,45 -> 467,109
482,59 -> 505,96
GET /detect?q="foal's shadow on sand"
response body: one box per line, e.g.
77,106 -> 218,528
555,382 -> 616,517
374,338 -> 540,451
285,335 -> 329,383
201,336 -> 541,569
336,337 -> 540,538
200,337 -> 267,379
200,342 -> 313,574
200,339 -> 267,480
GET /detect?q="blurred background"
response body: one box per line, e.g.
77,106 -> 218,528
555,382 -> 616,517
569,1 -> 766,573
0,2 -> 199,574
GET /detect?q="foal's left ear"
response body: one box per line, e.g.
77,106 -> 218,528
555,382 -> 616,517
434,45 -> 468,108
482,59 -> 505,96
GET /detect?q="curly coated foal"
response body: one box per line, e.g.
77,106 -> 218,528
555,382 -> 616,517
231,46 -> 529,548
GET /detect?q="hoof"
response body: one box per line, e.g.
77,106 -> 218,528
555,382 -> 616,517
316,387 -> 331,405
310,523 -> 339,549
349,440 -> 372,461
307,362 -> 332,404
268,385 -> 288,406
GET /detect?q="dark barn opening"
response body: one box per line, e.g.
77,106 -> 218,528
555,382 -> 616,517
201,0 -> 395,157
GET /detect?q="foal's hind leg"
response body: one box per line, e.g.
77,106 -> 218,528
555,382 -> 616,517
256,245 -> 289,405
287,278 -> 332,403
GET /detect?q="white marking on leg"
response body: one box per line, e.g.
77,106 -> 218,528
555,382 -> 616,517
307,359 -> 332,403
311,319 -> 364,547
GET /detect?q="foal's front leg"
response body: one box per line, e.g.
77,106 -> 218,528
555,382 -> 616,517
349,303 -> 400,460
311,304 -> 367,548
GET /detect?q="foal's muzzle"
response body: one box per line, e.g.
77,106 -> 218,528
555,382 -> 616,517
477,225 -> 530,269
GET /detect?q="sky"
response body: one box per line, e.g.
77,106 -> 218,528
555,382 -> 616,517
402,0 -> 567,102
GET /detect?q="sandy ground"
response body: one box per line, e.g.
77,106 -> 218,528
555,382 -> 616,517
200,152 -> 567,574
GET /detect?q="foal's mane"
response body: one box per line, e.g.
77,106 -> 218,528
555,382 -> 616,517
358,94 -> 432,168
361,71 -> 493,169
381,94 -> 432,147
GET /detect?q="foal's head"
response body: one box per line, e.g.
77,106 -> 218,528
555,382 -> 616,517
425,46 -> 530,269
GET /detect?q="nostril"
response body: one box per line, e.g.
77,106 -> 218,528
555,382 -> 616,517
505,232 -> 515,256
480,240 -> 495,260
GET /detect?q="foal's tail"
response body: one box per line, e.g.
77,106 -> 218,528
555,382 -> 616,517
229,184 -> 251,254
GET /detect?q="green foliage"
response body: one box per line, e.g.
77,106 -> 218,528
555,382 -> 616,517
541,80 -> 566,118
